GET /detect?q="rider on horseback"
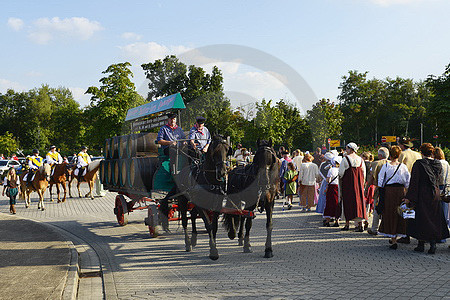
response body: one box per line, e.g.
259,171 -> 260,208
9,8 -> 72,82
76,146 -> 91,181
27,149 -> 43,185
46,145 -> 63,175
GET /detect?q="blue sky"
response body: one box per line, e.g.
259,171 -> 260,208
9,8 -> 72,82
1,0 -> 449,113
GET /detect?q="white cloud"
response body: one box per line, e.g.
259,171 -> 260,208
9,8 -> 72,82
369,0 -> 426,6
7,17 -> 24,31
25,71 -> 43,78
28,17 -> 103,44
119,41 -> 192,63
0,79 -> 26,92
121,32 -> 142,41
69,87 -> 91,107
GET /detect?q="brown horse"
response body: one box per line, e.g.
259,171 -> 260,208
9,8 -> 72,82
19,163 -> 52,210
49,162 -> 70,203
68,160 -> 102,199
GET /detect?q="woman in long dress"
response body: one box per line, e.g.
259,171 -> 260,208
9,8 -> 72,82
377,146 -> 410,249
404,143 -> 450,254
338,142 -> 367,231
317,152 -> 334,215
323,156 -> 342,227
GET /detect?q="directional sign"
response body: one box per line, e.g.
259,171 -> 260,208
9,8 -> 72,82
327,138 -> 331,144
330,140 -> 340,147
382,136 -> 396,143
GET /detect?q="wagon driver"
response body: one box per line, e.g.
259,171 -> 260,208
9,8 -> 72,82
27,149 -> 44,185
156,112 -> 186,231
189,116 -> 210,161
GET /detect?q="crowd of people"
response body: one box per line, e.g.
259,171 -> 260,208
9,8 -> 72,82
275,138 -> 450,254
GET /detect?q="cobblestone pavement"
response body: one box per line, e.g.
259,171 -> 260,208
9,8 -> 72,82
1,184 -> 449,299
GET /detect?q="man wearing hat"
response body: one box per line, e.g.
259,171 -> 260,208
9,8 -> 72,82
188,116 -> 211,160
157,112 -> 186,156
27,149 -> 43,185
398,137 -> 421,173
76,146 -> 91,180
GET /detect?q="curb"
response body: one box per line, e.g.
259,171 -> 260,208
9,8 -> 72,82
62,241 -> 80,300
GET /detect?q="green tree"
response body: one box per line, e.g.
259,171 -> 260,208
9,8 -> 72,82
307,99 -> 343,148
142,55 -> 227,127
0,132 -> 19,156
426,63 -> 450,146
275,100 -> 310,150
86,62 -> 145,150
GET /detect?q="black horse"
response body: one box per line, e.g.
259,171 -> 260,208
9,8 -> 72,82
223,139 -> 280,258
171,135 -> 231,260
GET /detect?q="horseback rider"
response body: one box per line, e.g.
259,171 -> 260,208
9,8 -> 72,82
188,116 -> 211,163
76,146 -> 91,181
156,112 -> 186,231
27,149 -> 43,185
46,145 -> 62,166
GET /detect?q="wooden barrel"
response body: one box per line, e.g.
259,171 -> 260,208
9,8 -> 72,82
119,159 -> 129,187
126,133 -> 159,158
118,135 -> 128,159
104,138 -> 111,160
110,136 -> 120,159
113,159 -> 121,187
126,157 -> 159,191
107,159 -> 116,186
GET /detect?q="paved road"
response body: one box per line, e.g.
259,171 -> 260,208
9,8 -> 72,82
1,184 -> 449,299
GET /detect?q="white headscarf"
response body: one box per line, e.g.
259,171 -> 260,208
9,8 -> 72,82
346,142 -> 359,152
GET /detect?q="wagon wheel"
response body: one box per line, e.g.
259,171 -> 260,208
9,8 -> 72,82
114,195 -> 128,226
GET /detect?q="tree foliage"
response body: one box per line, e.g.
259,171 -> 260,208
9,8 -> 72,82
85,62 -> 145,149
0,132 -> 19,156
307,99 -> 343,148
426,63 -> 450,146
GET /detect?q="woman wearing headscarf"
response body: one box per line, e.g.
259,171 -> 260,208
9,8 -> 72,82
403,143 -> 449,254
338,142 -> 367,231
434,147 -> 449,229
317,152 -> 335,217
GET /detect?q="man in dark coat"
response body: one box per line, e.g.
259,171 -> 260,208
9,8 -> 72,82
404,143 -> 449,254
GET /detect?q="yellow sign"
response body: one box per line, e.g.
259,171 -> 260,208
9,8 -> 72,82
330,140 -> 340,147
382,136 -> 397,143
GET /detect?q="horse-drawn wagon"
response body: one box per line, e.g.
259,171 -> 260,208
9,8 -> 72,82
101,93 -> 255,239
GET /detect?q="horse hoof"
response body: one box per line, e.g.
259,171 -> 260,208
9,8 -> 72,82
209,254 -> 219,261
228,232 -> 236,240
57,200 -> 61,203
243,247 -> 253,253
264,250 -> 274,258
238,238 -> 244,246
185,245 -> 192,252
41,208 -> 45,211
191,233 -> 197,247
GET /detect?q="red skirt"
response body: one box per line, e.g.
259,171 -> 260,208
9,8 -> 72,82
324,184 -> 339,218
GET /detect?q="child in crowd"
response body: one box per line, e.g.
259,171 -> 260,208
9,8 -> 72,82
283,162 -> 298,210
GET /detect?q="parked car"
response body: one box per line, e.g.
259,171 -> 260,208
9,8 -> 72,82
0,159 -> 23,179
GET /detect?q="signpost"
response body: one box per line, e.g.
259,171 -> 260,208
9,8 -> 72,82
381,136 -> 396,143
329,140 -> 340,147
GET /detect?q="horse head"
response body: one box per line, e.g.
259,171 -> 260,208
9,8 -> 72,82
206,135 -> 230,182
254,138 -> 278,189
41,163 -> 52,182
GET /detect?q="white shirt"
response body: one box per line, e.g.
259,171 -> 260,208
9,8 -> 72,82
338,154 -> 366,181
234,149 -> 243,161
378,162 -> 410,188
299,162 -> 319,186
327,167 -> 339,185
292,156 -> 303,171
46,152 -> 63,165
438,159 -> 450,186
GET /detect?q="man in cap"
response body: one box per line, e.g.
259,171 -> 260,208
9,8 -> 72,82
27,149 -> 44,185
188,116 -> 211,161
156,112 -> 186,156
76,146 -> 91,181
156,112 -> 186,231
